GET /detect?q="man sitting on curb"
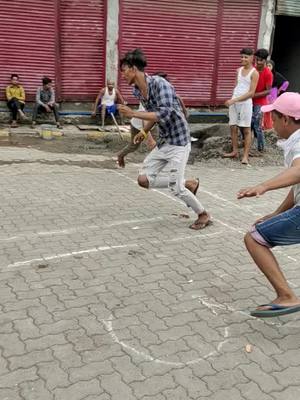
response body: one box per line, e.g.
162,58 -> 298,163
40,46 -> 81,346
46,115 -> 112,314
238,92 -> 300,318
32,77 -> 61,128
6,74 -> 28,127
92,80 -> 126,129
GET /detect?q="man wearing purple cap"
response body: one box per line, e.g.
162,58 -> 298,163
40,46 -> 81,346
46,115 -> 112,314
238,92 -> 300,317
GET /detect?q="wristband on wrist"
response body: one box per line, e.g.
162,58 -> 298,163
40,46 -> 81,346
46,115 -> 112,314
140,129 -> 148,139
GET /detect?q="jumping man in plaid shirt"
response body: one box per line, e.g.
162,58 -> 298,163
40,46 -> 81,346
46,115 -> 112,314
118,49 -> 211,229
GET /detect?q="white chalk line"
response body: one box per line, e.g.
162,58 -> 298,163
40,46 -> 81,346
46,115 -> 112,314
0,217 -> 164,243
3,243 -> 138,270
2,230 -> 223,271
102,295 -> 299,367
194,295 -> 300,328
195,295 -> 251,319
101,314 -> 229,366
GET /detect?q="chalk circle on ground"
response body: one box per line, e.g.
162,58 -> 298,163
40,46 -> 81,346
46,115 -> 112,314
100,301 -> 231,367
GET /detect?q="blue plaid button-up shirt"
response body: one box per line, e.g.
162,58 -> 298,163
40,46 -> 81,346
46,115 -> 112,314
133,75 -> 190,147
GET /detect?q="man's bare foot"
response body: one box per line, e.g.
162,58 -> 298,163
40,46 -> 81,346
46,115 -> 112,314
241,157 -> 249,165
223,152 -> 238,159
117,154 -> 125,168
189,211 -> 212,230
185,178 -> 200,195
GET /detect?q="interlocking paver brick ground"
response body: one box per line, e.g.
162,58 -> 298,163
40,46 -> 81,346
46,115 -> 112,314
0,145 -> 300,399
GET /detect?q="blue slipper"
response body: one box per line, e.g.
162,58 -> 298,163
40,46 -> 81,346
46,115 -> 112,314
250,303 -> 300,318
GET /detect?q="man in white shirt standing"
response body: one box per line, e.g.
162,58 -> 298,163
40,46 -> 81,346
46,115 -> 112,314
238,92 -> 300,317
224,48 -> 259,165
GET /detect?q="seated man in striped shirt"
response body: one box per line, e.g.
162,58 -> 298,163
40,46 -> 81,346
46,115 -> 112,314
32,77 -> 61,128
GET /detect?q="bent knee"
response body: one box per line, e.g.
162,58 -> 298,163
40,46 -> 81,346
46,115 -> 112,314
137,175 -> 149,189
170,183 -> 185,197
244,231 -> 253,247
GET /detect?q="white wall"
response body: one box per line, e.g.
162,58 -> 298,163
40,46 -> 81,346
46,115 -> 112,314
257,0 -> 276,51
106,0 -> 119,84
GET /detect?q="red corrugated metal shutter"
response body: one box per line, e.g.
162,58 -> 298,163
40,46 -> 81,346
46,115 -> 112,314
60,0 -> 106,101
119,0 -> 219,106
0,0 -> 56,100
214,0 -> 261,105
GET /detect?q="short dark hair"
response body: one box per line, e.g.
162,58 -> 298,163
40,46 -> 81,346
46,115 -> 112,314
42,76 -> 52,85
255,48 -> 269,60
119,48 -> 147,71
11,74 -> 19,79
240,48 -> 254,56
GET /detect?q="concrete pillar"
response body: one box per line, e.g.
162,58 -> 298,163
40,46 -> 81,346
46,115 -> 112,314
257,0 -> 276,51
106,0 -> 119,84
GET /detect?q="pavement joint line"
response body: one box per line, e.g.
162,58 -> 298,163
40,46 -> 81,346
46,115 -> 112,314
101,314 -> 229,366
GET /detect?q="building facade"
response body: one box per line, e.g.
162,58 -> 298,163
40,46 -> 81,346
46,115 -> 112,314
1,0 -> 297,106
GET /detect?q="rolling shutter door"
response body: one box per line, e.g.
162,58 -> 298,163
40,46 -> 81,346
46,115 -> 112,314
60,0 -> 105,101
0,0 -> 56,100
214,0 -> 261,105
60,0 -> 106,101
119,0 -> 219,106
276,0 -> 300,16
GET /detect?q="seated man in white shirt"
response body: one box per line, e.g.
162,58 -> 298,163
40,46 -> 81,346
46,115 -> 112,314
92,80 -> 126,128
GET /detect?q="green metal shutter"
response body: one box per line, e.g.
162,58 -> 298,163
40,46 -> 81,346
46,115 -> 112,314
276,0 -> 300,16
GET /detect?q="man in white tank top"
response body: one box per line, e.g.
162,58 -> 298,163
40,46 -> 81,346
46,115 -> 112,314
223,48 -> 259,165
92,80 -> 126,128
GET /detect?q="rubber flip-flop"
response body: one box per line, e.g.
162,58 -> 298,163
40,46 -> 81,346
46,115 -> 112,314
189,219 -> 213,230
250,303 -> 300,318
193,178 -> 200,196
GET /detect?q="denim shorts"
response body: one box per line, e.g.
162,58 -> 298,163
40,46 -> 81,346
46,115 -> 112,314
250,206 -> 300,248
